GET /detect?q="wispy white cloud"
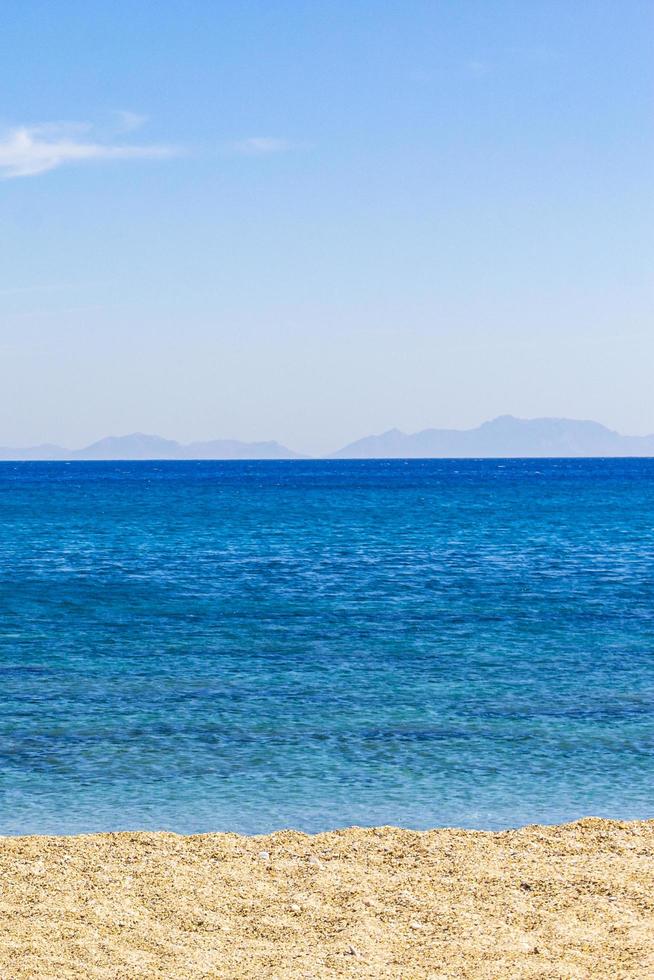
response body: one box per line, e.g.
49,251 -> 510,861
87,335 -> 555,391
112,110 -> 148,134
465,60 -> 491,78
0,121 -> 179,179
227,137 -> 293,156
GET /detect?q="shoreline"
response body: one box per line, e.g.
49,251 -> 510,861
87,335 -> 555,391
2,818 -> 652,978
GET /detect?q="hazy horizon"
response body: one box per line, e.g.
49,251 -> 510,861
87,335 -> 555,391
2,413 -> 654,460
2,2 -> 653,456
3,411 -> 654,458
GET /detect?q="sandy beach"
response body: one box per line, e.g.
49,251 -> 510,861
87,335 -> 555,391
0,818 -> 652,978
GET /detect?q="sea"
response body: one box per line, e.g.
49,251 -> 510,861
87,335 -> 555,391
1,458 -> 652,836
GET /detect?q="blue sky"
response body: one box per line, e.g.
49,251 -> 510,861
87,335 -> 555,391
1,1 -> 652,453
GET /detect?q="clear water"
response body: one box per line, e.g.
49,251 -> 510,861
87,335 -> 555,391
1,459 -> 652,835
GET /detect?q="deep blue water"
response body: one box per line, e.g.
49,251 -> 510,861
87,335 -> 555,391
0,458 -> 652,835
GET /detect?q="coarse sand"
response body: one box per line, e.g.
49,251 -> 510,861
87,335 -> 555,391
0,818 -> 652,978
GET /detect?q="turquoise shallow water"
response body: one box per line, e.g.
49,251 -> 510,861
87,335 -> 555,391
0,458 -> 652,835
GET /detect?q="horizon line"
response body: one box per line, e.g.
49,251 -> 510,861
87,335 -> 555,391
1,413 -> 654,461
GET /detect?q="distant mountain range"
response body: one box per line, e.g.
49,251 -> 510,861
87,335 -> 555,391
331,416 -> 654,458
1,416 -> 653,460
0,433 -> 303,461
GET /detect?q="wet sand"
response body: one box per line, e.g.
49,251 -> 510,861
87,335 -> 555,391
1,818 -> 652,978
